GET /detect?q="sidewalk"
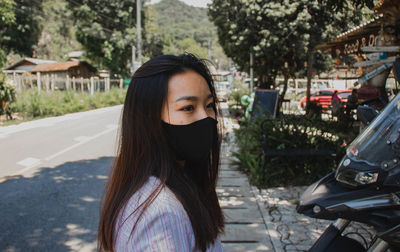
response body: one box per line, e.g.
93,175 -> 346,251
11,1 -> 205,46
218,104 -> 374,252
218,103 -> 275,251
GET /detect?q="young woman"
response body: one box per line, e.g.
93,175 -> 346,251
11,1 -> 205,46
98,54 -> 225,251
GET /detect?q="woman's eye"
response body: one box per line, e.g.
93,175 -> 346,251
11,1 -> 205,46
181,105 -> 194,112
207,102 -> 215,109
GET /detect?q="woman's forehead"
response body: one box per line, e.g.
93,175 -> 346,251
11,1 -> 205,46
167,71 -> 212,100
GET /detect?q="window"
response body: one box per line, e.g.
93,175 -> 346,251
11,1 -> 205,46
319,90 -> 333,96
339,92 -> 351,99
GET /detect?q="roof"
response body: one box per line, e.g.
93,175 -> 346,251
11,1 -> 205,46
30,61 -> 96,73
24,57 -> 58,65
30,61 -> 80,72
316,0 -> 400,57
315,15 -> 383,54
66,51 -> 84,58
374,0 -> 398,13
5,57 -> 58,70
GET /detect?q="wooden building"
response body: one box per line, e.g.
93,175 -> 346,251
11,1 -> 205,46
315,0 -> 399,104
29,61 -> 97,78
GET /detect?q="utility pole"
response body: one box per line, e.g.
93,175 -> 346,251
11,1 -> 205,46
132,45 -> 136,66
131,45 -> 136,74
137,0 -> 142,64
208,38 -> 212,61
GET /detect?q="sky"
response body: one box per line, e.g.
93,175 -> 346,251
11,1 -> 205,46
148,0 -> 212,8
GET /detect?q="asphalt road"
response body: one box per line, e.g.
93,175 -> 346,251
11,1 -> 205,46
0,105 -> 122,252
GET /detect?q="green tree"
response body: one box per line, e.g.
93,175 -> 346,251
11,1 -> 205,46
153,0 -> 212,44
179,38 -> 208,59
34,0 -> 81,61
142,4 -> 164,58
0,0 -> 44,62
209,0 -> 369,89
209,0 -> 374,110
152,0 -> 229,67
67,0 -> 144,76
298,1 -> 373,110
0,0 -> 16,67
0,0 -> 15,27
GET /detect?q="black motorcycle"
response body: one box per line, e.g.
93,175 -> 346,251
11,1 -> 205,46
296,92 -> 400,252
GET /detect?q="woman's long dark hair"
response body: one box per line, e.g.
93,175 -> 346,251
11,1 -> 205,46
98,53 -> 224,251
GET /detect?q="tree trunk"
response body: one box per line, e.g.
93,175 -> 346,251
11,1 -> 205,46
1,101 -> 7,111
276,74 -> 289,117
258,74 -> 275,89
279,74 -> 289,102
306,52 -> 313,112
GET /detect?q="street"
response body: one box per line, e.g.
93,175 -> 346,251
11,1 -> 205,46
0,104 -> 275,252
0,105 -> 122,251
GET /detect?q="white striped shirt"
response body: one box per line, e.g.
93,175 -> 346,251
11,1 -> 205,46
114,176 -> 224,252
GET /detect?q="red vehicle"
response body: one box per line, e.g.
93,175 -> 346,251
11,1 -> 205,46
299,88 -> 352,110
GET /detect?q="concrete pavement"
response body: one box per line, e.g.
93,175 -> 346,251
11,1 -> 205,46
0,106 -> 121,251
218,103 -> 275,251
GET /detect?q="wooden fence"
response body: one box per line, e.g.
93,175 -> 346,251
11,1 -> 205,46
8,73 -> 124,95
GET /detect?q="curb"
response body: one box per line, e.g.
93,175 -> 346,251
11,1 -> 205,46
252,186 -> 284,252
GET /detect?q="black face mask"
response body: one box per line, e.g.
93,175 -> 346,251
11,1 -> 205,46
162,117 -> 218,162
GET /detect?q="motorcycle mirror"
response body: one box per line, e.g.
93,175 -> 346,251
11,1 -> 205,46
357,105 -> 379,125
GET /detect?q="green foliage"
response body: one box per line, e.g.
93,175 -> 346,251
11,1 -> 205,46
143,5 -> 164,58
34,0 -> 81,61
233,113 -> 358,187
229,80 -> 250,106
307,101 -> 323,120
10,88 -> 126,118
67,0 -> 142,76
0,74 -> 16,103
178,38 -> 208,59
0,0 -> 16,67
1,0 -> 230,73
0,0 -> 15,27
228,80 -> 251,121
208,0 -> 373,88
332,0 -> 375,9
232,115 -> 265,181
0,0 -> 44,57
153,0 -> 213,45
153,0 -> 229,69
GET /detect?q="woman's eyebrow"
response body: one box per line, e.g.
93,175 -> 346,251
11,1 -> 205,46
175,94 -> 213,102
175,96 -> 198,102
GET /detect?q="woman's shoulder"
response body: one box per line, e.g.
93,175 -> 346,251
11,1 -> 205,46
117,176 -> 192,234
115,176 -> 225,251
125,176 -> 186,215
115,177 -> 196,251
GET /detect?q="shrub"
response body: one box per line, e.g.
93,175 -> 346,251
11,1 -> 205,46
228,80 -> 250,106
0,73 -> 16,117
9,88 -> 127,119
228,80 -> 250,122
233,113 -> 358,188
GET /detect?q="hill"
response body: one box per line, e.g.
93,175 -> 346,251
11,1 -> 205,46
151,0 -> 229,69
152,0 -> 216,46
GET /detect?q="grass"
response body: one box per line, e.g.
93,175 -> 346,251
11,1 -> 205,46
1,88 -> 126,125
